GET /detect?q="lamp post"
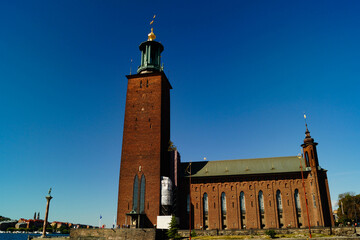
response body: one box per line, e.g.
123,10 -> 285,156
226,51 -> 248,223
188,162 -> 192,240
297,154 -> 312,238
42,188 -> 53,238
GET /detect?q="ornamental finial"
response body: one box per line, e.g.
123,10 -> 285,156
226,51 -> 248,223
148,28 -> 156,41
148,15 -> 156,41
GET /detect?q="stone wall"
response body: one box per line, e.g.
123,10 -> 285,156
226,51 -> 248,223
70,228 -> 156,240
178,227 -> 357,238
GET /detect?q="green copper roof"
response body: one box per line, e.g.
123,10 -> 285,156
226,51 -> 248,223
182,156 -> 311,177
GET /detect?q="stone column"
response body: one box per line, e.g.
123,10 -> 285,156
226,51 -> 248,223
42,194 -> 53,237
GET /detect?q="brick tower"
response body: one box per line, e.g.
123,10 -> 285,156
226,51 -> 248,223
301,123 -> 334,227
117,28 -> 172,228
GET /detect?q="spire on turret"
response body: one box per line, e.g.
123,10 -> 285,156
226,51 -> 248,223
137,16 -> 164,74
303,114 -> 315,144
305,123 -> 311,138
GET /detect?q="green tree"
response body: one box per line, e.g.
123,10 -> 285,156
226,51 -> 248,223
0,216 -> 11,222
167,215 -> 181,240
337,192 -> 360,225
59,225 -> 70,234
168,141 -> 177,151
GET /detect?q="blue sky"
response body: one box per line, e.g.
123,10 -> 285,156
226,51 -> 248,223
1,0 -> 359,227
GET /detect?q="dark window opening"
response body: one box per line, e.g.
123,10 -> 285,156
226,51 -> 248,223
258,191 -> 265,229
305,152 -> 310,167
240,192 -> 246,229
276,190 -> 283,228
295,189 -> 302,227
221,192 -> 227,229
132,175 -> 139,211
203,193 -> 209,230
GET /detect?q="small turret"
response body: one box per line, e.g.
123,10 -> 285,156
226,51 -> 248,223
301,119 -> 319,168
137,28 -> 164,74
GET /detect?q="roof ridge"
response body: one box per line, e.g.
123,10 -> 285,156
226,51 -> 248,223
181,156 -> 299,164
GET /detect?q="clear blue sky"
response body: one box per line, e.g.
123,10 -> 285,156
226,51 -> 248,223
1,0 -> 359,228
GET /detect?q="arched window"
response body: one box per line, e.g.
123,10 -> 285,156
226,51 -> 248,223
276,190 -> 283,210
294,189 -> 302,227
258,191 -> 264,212
221,192 -> 227,229
258,191 -> 265,228
132,175 -> 139,211
276,190 -> 283,228
240,191 -> 246,228
203,193 -> 209,230
140,174 -> 145,213
312,194 -> 316,208
305,152 -> 310,167
221,192 -> 227,213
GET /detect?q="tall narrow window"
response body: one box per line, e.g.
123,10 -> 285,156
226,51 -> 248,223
240,191 -> 246,228
313,195 -> 316,208
258,191 -> 265,229
187,194 -> 190,213
203,193 -> 209,230
140,80 -> 142,88
132,175 -> 139,211
140,175 -> 145,213
294,189 -> 302,227
276,190 -> 283,228
221,192 -> 227,229
305,152 -> 310,167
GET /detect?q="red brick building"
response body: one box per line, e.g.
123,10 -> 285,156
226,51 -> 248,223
117,29 -> 334,230
117,28 -> 172,228
178,126 -> 334,230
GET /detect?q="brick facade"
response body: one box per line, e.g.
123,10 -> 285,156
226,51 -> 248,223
116,72 -> 171,228
178,130 -> 334,230
117,34 -> 333,231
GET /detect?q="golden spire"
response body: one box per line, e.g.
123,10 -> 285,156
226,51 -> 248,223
148,15 -> 156,41
148,27 -> 156,41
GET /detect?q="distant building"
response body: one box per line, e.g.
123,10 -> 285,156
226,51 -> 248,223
116,29 -> 334,230
17,218 -> 44,229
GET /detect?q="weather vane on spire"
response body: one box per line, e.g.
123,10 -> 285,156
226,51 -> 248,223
150,14 -> 156,25
148,15 -> 157,41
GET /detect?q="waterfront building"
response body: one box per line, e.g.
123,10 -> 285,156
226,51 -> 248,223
116,28 -> 334,230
